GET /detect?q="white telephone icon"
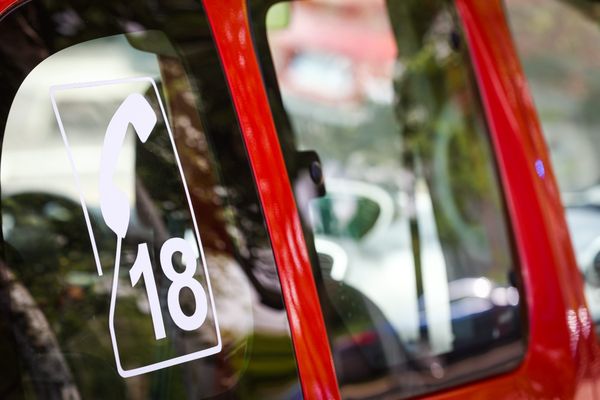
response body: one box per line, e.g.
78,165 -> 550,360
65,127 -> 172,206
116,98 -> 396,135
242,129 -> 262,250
100,93 -> 156,238
52,78 -> 221,378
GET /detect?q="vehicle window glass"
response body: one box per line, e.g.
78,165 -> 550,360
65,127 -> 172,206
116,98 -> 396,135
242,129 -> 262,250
505,0 -> 600,336
0,2 -> 301,399
250,0 -> 526,398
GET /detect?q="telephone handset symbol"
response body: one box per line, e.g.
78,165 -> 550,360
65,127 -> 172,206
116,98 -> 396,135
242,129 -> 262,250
99,92 -> 208,344
100,93 -> 156,238
52,78 -> 221,377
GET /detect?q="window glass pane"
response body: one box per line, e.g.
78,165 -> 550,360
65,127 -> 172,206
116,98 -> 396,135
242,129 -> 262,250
505,0 -> 600,335
0,2 -> 300,399
252,0 -> 526,397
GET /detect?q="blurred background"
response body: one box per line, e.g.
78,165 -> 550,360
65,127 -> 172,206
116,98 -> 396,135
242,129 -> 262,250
505,0 -> 600,330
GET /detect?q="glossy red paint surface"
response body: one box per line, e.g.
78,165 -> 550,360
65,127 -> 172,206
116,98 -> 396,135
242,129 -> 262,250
0,0 -> 20,17
446,1 -> 599,397
202,1 -> 340,399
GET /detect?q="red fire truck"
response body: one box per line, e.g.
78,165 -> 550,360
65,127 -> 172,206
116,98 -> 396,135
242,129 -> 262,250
0,0 -> 598,398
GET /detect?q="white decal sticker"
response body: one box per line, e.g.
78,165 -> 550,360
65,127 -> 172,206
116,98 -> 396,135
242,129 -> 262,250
50,77 -> 222,378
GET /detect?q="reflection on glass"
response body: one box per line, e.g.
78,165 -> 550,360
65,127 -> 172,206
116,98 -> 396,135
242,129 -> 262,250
506,0 -> 600,335
258,0 -> 525,397
0,2 -> 300,398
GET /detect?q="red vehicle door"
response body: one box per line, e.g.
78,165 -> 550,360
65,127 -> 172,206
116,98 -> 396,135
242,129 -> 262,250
0,0 -> 598,399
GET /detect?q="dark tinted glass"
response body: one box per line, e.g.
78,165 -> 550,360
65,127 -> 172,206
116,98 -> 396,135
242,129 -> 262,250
0,1 -> 301,398
250,0 -> 526,398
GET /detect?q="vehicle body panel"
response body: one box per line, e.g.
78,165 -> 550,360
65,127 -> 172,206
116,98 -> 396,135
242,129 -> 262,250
202,0 -> 599,397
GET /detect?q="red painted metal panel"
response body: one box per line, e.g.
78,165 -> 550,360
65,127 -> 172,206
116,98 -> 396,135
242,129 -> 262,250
0,0 -> 20,16
200,0 -> 598,397
201,1 -> 340,399
431,0 -> 598,398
